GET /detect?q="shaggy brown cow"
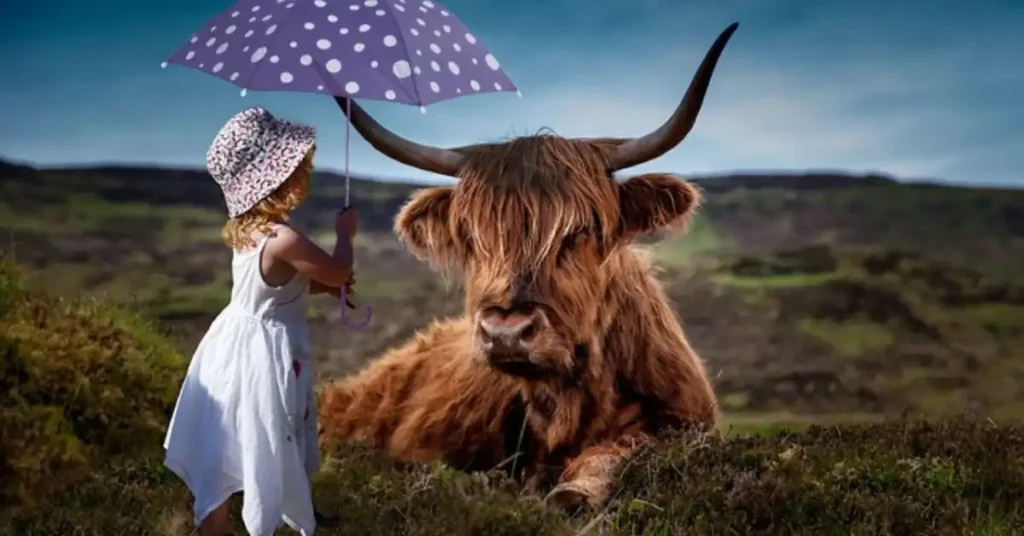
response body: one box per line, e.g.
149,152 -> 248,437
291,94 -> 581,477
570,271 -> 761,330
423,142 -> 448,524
319,23 -> 739,508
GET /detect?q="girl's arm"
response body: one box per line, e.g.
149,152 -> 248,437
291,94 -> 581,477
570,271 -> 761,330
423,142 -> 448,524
310,279 -> 357,309
265,224 -> 354,288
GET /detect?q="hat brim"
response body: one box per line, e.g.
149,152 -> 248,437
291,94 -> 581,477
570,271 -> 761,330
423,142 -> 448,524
227,118 -> 317,218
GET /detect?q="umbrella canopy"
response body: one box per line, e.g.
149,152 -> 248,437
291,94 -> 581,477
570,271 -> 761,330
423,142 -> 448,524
164,0 -> 518,106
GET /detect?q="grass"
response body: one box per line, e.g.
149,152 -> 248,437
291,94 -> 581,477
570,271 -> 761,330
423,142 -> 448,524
797,318 -> 896,358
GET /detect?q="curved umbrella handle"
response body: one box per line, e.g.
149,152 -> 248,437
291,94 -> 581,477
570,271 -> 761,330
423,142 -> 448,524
338,285 -> 372,329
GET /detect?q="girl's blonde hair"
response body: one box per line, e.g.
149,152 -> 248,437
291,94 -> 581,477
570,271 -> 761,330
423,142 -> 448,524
222,145 -> 316,250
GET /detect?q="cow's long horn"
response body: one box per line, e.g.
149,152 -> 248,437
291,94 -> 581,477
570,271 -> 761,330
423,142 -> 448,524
608,22 -> 739,171
334,96 -> 465,177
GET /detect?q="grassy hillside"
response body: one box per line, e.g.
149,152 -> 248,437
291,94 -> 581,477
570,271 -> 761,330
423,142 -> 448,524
2,257 -> 1023,535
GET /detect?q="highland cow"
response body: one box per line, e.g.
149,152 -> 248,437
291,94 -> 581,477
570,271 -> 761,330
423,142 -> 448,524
319,23 -> 739,508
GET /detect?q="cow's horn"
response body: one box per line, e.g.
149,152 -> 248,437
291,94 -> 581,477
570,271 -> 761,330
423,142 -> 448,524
334,96 -> 465,177
608,22 -> 739,171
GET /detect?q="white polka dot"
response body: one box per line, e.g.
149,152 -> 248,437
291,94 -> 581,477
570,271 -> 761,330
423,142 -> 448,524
414,66 -> 421,74
317,85 -> 324,90
244,29 -> 254,38
394,3 -> 405,11
423,0 -> 435,6
249,16 -> 256,22
304,22 -> 315,30
429,43 -> 441,54
190,36 -> 198,43
345,81 -> 360,93
349,3 -> 359,9
280,72 -> 294,83
340,27 -> 349,34
216,42 -> 229,54
456,88 -> 461,93
365,0 -> 378,5
383,35 -> 397,47
286,2 -> 295,7
376,9 -> 385,15
419,6 -> 428,13
262,14 -> 272,21
230,72 -> 239,80
185,51 -> 195,60
328,14 -> 338,22
453,43 -> 462,52
448,61 -> 460,75
300,54 -> 313,65
371,60 -> 378,68
326,59 -> 342,73
199,63 -> 204,68
429,81 -> 440,93
225,25 -> 236,34
385,89 -> 396,100
359,24 -> 371,32
410,28 -> 419,36
416,49 -> 422,56
251,47 -> 267,63
266,24 -> 277,35
230,11 -> 239,18
211,26 -> 217,31
206,37 -> 217,47
430,61 -> 440,71
212,62 -> 224,73
317,38 -> 332,50
471,58 -> 478,64
416,18 -> 425,26
485,54 -> 500,70
270,55 -> 279,63
494,82 -> 502,90
290,41 -> 298,48
354,43 -> 365,52
243,46 -> 249,51
441,9 -> 449,15
443,24 -> 451,33
393,60 -> 411,78
470,80 -> 479,91
251,5 -> 260,11
314,0 -> 327,6
465,33 -> 477,44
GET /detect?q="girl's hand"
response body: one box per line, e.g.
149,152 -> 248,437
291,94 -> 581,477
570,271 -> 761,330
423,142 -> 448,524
335,208 -> 359,238
310,280 -> 356,309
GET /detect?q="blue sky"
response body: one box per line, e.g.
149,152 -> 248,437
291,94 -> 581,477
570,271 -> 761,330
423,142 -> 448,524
1,0 -> 1021,186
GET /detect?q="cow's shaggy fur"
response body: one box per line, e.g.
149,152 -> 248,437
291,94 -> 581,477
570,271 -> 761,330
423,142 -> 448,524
319,136 -> 718,508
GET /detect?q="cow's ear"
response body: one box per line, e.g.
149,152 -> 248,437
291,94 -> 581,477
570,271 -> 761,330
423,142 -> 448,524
395,186 -> 457,265
617,173 -> 701,237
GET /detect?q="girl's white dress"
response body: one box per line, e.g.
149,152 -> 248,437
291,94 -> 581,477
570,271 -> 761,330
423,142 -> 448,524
164,225 -> 320,536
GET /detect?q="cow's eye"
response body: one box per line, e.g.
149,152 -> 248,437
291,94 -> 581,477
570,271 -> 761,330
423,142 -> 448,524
557,228 -> 585,263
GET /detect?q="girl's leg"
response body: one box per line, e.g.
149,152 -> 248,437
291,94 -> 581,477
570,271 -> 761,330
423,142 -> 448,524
199,500 -> 230,536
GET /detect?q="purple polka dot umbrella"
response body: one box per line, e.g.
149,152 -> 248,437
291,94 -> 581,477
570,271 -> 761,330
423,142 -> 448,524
164,0 -> 520,329
163,0 -> 519,107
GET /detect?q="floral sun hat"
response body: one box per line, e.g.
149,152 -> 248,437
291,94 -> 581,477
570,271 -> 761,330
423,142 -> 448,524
206,107 -> 316,218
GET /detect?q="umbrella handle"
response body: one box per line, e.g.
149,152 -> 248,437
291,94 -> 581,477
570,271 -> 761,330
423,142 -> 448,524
338,285 -> 372,329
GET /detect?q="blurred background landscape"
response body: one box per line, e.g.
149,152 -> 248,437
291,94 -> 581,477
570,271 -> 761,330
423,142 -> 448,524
4,157 -> 1021,426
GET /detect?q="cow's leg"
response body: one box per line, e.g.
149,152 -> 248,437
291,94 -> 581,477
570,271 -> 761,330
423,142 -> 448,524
543,433 -> 652,509
318,320 -> 523,470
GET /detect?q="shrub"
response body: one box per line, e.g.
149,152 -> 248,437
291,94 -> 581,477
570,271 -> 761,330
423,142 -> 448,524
0,257 -> 185,507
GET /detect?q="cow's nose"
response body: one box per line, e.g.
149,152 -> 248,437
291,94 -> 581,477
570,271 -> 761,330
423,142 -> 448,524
478,309 -> 541,358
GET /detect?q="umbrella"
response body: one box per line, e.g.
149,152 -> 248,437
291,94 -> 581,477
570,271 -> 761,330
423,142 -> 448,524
164,0 -> 520,328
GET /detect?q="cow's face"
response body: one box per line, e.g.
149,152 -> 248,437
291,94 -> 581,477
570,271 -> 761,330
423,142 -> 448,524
394,137 -> 701,380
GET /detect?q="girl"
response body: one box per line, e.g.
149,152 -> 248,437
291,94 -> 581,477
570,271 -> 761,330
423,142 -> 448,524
163,107 -> 356,536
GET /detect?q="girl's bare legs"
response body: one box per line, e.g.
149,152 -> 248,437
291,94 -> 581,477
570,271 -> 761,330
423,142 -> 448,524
199,500 -> 229,536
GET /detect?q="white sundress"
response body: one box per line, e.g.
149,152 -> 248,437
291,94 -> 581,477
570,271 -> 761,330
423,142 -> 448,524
164,225 -> 320,536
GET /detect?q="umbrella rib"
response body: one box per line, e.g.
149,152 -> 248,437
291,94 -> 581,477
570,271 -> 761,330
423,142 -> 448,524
380,4 -> 425,106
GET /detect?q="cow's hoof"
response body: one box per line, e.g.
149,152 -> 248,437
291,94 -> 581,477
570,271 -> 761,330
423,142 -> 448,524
543,482 -> 593,509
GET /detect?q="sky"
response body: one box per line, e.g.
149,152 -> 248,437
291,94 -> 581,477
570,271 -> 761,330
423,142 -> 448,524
1,0 -> 1022,187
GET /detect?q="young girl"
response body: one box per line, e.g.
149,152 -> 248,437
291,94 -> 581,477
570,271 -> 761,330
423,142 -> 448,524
163,107 -> 357,536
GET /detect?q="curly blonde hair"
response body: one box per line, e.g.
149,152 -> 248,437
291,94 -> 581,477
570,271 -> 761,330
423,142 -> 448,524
222,145 -> 315,250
